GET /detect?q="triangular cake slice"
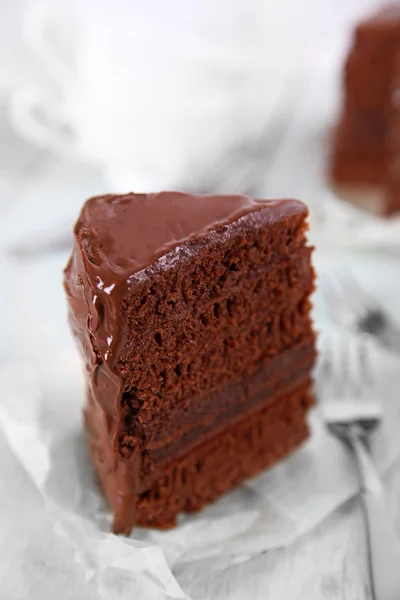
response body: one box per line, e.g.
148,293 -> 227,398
64,192 -> 316,534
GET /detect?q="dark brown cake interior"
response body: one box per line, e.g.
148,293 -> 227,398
116,212 -> 313,453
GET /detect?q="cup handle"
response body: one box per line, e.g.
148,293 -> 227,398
8,87 -> 74,155
24,1 -> 74,91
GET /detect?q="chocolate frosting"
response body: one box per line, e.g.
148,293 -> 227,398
71,192 -> 304,276
64,192 -> 307,453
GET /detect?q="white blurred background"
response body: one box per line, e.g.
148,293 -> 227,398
0,0 -> 389,195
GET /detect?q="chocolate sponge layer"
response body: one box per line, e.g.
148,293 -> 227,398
86,378 -> 314,533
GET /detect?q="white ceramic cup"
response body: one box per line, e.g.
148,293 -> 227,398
9,0 -> 287,190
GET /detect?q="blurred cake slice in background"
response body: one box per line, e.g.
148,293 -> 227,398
331,4 -> 400,216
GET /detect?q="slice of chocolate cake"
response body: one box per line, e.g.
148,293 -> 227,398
64,192 -> 316,534
331,4 -> 400,214
331,5 -> 400,190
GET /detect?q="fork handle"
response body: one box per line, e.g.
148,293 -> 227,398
349,426 -> 400,600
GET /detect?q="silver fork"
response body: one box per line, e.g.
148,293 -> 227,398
319,267 -> 400,354
317,331 -> 400,600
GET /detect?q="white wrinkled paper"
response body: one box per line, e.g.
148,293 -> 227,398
1,321 -> 400,600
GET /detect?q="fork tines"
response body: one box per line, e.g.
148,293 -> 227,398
317,330 -> 382,426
